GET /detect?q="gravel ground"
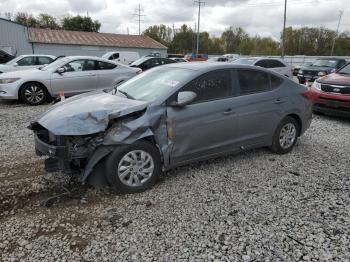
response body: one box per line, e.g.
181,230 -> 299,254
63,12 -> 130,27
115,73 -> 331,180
0,99 -> 349,261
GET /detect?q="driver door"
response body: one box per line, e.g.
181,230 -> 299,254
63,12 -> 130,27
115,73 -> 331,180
166,69 -> 240,166
50,59 -> 98,96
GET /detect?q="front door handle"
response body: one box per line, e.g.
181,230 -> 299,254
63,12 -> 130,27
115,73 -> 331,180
223,108 -> 235,115
274,98 -> 286,104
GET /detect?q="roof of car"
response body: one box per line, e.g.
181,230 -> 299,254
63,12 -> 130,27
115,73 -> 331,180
164,62 -> 267,71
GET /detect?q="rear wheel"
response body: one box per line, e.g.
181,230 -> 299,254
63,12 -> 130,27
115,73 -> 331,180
270,116 -> 299,154
105,141 -> 161,194
20,82 -> 48,105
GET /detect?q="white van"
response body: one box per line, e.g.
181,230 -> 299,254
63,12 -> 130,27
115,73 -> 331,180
102,51 -> 140,65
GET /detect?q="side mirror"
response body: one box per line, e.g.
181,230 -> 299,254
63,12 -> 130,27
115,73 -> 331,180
331,68 -> 337,73
172,91 -> 197,107
13,62 -> 18,67
56,67 -> 65,74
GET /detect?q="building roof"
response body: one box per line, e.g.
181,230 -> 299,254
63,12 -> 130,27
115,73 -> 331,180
28,28 -> 167,50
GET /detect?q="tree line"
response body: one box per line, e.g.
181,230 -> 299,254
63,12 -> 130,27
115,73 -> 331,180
144,24 -> 350,56
4,12 -> 349,56
4,12 -> 101,32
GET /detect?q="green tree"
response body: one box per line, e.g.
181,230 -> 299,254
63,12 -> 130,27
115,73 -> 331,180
169,24 -> 195,54
143,24 -> 172,46
37,14 -> 60,29
62,15 -> 101,32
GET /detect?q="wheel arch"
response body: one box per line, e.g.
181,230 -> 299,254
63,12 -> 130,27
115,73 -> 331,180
286,113 -> 302,136
18,81 -> 50,101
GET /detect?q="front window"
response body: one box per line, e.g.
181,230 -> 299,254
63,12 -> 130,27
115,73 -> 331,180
312,59 -> 338,67
233,58 -> 257,65
16,57 -> 35,66
338,64 -> 350,75
115,67 -> 193,102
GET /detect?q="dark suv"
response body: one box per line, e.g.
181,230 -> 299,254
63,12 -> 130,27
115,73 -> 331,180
297,58 -> 346,84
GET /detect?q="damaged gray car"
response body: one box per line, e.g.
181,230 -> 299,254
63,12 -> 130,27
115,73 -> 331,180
29,63 -> 313,193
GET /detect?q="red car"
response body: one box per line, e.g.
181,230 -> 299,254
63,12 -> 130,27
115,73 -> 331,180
308,63 -> 350,117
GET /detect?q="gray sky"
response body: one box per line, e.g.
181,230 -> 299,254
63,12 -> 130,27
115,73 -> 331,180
0,0 -> 348,40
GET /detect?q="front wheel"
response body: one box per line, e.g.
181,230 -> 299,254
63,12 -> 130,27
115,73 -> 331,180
270,116 -> 299,154
20,83 -> 48,105
105,141 -> 161,194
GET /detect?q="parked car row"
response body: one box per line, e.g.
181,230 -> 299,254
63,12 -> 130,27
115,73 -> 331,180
0,56 -> 141,105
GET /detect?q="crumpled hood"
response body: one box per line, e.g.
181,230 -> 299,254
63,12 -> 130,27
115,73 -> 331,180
36,91 -> 149,135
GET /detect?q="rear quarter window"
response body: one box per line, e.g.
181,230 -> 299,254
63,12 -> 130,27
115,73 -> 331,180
237,69 -> 270,94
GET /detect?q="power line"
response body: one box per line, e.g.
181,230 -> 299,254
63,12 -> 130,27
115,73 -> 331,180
331,10 -> 344,56
194,0 -> 205,56
133,3 -> 145,35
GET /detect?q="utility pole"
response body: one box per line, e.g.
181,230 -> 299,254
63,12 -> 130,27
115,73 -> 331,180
134,3 -> 145,35
331,10 -> 343,56
194,0 -> 205,57
281,0 -> 287,58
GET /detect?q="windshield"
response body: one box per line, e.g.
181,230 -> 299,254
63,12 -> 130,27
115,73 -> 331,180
39,57 -> 70,71
115,67 -> 193,102
338,64 -> 350,75
5,56 -> 22,65
232,58 -> 257,65
130,57 -> 149,66
312,59 -> 338,67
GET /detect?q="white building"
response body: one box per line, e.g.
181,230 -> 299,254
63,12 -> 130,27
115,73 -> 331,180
0,18 -> 168,58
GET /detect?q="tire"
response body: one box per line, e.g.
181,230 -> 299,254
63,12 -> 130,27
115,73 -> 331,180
105,140 -> 161,194
298,79 -> 305,84
20,82 -> 48,105
270,116 -> 299,154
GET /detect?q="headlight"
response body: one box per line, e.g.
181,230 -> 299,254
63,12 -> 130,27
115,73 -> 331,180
298,70 -> 303,74
318,71 -> 326,76
0,78 -> 20,84
312,81 -> 322,90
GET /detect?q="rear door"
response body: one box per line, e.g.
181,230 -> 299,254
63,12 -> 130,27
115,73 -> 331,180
269,59 -> 290,77
233,69 -> 285,147
96,60 -> 129,89
50,59 -> 98,96
167,69 -> 240,165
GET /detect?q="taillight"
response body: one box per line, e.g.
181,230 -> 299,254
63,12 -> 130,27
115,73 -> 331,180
301,90 -> 314,101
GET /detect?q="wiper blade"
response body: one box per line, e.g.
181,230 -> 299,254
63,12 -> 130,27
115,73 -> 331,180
118,90 -> 135,100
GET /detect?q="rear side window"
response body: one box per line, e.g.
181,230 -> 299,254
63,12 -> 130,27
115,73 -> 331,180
182,69 -> 232,103
238,69 -> 270,94
255,60 -> 269,68
269,59 -> 286,68
37,56 -> 53,65
97,61 -> 117,70
270,74 -> 284,88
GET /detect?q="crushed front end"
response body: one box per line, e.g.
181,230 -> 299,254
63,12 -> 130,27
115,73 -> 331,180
30,122 -> 104,176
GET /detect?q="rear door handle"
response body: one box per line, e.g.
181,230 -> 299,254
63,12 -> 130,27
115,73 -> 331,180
223,108 -> 235,115
274,98 -> 286,104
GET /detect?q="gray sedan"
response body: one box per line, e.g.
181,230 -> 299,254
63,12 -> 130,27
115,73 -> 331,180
0,56 -> 141,105
29,63 -> 312,193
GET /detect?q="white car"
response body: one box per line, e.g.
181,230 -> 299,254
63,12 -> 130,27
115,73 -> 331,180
0,56 -> 141,105
102,51 -> 140,65
0,55 -> 56,74
233,57 -> 292,78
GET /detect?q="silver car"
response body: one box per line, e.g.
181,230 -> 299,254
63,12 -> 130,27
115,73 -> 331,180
0,56 -> 141,105
0,54 -> 56,74
29,63 -> 312,193
233,57 -> 292,78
